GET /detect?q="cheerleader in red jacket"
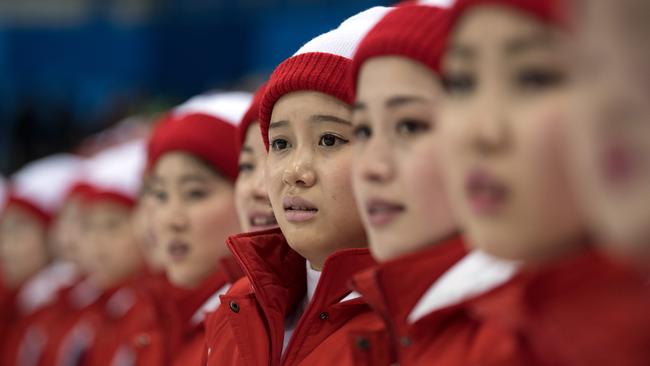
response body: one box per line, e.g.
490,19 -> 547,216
0,154 -> 83,366
432,0 -> 650,364
146,92 -> 252,366
568,0 -> 650,271
203,7 -> 394,366
345,3 -> 470,365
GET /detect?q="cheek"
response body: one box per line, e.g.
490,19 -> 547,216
405,139 -> 447,203
234,178 -> 250,212
522,103 -> 577,208
189,196 -> 236,245
320,154 -> 356,206
265,157 -> 285,201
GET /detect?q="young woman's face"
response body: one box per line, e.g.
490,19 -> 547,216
266,91 -> 367,269
0,206 -> 49,288
439,5 -> 584,262
83,201 -> 142,287
235,122 -> 277,233
352,56 -> 457,262
569,0 -> 650,257
150,152 -> 240,288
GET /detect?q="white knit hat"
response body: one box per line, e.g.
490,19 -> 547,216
83,139 -> 146,207
174,91 -> 253,126
259,6 -> 392,149
5,154 -> 84,225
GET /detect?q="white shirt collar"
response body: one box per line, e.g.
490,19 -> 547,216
191,283 -> 231,325
408,250 -> 520,324
305,261 -> 322,305
17,261 -> 79,314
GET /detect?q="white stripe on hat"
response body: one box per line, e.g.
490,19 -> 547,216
174,91 -> 253,127
294,6 -> 393,59
418,0 -> 455,7
9,154 -> 84,215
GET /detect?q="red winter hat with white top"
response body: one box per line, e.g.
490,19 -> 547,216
3,154 -> 84,226
259,6 -> 393,150
148,92 -> 253,182
351,0 -> 455,90
83,139 -> 146,209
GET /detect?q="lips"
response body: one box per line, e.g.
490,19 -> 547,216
283,196 -> 318,223
248,211 -> 278,231
167,240 -> 190,263
465,169 -> 510,215
365,199 -> 405,227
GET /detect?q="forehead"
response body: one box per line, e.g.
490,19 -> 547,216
358,56 -> 440,99
87,202 -> 131,219
270,91 -> 350,127
449,5 -> 554,52
153,152 -> 216,178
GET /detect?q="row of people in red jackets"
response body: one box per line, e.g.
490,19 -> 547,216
2,0 -> 650,365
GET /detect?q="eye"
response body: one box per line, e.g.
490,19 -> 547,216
353,124 -> 372,142
442,72 -> 476,96
516,68 -> 566,90
151,189 -> 168,203
270,138 -> 291,151
396,119 -> 431,136
238,162 -> 254,174
185,188 -> 208,201
319,133 -> 349,147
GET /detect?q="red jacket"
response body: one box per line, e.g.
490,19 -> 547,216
83,273 -> 171,366
166,257 -> 243,366
203,228 -> 381,366
356,245 -> 650,366
349,235 -> 467,365
39,279 -> 103,366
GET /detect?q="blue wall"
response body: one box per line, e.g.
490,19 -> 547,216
0,0 -> 391,173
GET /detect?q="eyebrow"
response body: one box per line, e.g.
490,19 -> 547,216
446,43 -> 476,60
269,120 -> 289,129
309,114 -> 352,126
179,174 -> 209,184
385,95 -> 429,108
504,32 -> 553,55
352,102 -> 367,111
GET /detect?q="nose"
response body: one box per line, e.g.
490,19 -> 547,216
282,147 -> 317,189
358,132 -> 395,184
161,198 -> 189,233
470,93 -> 512,155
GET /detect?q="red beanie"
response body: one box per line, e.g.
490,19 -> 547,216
351,3 -> 452,93
148,92 -> 253,183
237,83 -> 267,151
259,6 -> 393,150
448,0 -> 568,28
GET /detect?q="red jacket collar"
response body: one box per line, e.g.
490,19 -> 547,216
227,227 -> 376,317
170,256 -> 243,332
226,228 -> 377,362
351,235 -> 467,333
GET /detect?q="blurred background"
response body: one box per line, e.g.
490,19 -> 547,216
0,0 -> 391,176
